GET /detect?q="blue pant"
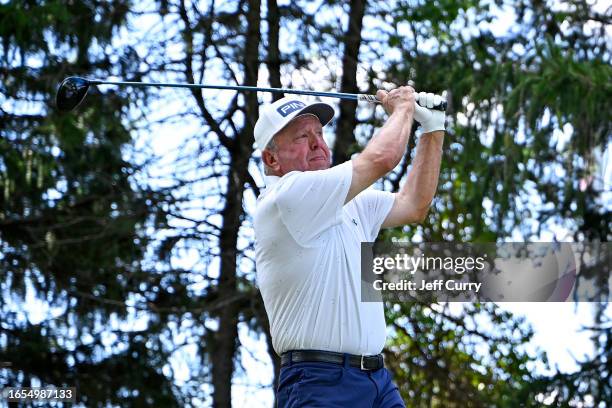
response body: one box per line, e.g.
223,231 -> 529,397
276,354 -> 406,407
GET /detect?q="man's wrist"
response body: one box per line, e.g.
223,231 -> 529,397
420,129 -> 445,138
390,105 -> 413,116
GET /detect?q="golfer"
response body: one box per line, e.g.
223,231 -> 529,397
254,86 -> 445,407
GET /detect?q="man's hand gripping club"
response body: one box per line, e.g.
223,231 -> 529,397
414,92 -> 446,133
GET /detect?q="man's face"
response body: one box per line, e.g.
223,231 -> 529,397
265,114 -> 331,175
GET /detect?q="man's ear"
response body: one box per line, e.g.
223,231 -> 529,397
262,149 -> 280,173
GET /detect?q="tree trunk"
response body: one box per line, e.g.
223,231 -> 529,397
264,0 -> 283,401
211,0 -> 261,406
332,0 -> 367,165
267,0 -> 283,101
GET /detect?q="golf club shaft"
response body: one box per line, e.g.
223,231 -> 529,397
88,79 -> 447,111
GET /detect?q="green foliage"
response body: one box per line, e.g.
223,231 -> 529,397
374,0 -> 610,405
385,303 -> 544,407
0,0 -> 180,405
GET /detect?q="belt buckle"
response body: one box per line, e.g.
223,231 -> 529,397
360,355 -> 368,370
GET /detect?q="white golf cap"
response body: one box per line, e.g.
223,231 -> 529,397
254,96 -> 335,150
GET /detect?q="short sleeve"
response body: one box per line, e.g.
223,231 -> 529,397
273,161 -> 352,246
351,189 -> 395,241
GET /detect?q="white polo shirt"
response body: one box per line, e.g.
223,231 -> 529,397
254,160 -> 395,356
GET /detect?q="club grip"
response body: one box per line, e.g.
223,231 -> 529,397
427,100 -> 447,111
358,94 -> 447,111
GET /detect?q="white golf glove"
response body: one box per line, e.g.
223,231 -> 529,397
414,92 -> 446,133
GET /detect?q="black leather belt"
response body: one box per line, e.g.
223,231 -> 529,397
281,350 -> 384,371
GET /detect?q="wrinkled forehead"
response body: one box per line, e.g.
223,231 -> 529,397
274,114 -> 322,140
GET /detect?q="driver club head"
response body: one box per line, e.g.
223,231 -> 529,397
56,76 -> 91,112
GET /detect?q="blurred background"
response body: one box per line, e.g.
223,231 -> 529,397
0,0 -> 610,406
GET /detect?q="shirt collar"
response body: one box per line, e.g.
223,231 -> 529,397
264,175 -> 281,186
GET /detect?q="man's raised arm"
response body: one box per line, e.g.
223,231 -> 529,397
382,92 -> 446,227
346,86 -> 416,204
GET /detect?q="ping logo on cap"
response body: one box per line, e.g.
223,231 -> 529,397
277,100 -> 306,117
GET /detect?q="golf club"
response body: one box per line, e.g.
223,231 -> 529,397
56,76 -> 447,113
